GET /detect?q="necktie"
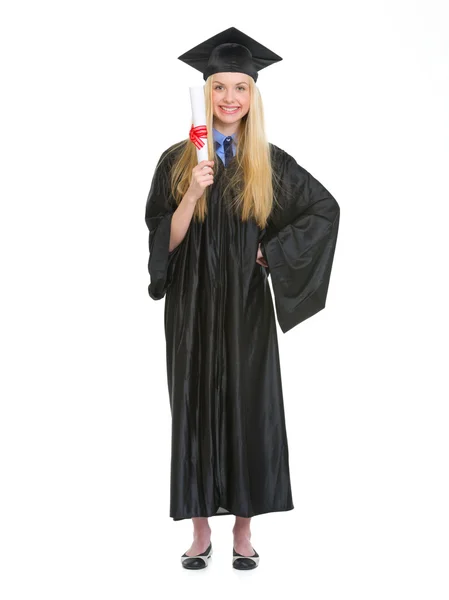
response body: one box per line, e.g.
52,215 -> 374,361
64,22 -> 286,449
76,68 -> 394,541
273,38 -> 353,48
223,137 -> 233,167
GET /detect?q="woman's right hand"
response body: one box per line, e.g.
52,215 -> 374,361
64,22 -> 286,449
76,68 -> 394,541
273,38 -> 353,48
187,160 -> 214,202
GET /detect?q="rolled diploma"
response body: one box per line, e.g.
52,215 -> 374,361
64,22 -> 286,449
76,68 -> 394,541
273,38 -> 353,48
189,86 -> 209,164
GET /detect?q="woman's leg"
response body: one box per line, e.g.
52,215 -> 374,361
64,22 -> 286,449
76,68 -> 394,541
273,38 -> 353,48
232,516 -> 254,555
184,517 -> 212,556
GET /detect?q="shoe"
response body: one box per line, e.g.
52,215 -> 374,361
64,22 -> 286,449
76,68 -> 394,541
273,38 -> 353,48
181,542 -> 213,569
232,546 -> 259,569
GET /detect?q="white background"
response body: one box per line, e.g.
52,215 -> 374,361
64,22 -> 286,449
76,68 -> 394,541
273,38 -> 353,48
1,0 -> 448,598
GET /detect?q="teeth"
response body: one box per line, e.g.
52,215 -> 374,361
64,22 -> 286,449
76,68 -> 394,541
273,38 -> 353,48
221,106 -> 239,112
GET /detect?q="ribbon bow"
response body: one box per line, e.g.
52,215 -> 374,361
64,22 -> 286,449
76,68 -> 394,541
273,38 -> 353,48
189,124 -> 208,149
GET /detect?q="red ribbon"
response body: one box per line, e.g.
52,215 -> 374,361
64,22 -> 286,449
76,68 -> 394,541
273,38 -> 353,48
189,124 -> 208,149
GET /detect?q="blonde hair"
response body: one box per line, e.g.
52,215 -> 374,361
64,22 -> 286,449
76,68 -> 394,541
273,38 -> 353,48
164,74 -> 281,229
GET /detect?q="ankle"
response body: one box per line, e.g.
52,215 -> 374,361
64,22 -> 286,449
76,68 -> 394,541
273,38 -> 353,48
233,526 -> 251,537
193,526 -> 211,539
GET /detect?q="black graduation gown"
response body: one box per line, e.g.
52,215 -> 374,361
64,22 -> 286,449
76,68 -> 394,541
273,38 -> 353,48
145,141 -> 340,521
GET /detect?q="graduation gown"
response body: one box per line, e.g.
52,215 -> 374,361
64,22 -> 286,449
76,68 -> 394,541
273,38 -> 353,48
145,141 -> 340,521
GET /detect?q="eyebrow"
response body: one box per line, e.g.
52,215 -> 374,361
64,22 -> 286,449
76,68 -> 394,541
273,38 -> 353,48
213,81 -> 248,86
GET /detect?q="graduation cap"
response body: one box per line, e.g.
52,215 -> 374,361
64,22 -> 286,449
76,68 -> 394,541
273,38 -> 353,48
177,27 -> 282,83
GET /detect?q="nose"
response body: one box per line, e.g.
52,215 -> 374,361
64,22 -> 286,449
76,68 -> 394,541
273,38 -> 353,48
224,89 -> 236,103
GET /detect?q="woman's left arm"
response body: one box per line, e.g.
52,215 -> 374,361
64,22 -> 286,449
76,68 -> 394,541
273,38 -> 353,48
260,155 -> 340,333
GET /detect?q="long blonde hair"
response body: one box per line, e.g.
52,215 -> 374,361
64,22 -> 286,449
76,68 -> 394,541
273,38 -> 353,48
164,74 -> 281,229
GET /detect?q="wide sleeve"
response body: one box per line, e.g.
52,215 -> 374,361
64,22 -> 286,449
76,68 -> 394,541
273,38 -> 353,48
260,153 -> 340,334
144,149 -> 185,300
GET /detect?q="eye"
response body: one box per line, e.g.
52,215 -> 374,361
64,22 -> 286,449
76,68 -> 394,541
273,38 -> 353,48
214,85 -> 247,91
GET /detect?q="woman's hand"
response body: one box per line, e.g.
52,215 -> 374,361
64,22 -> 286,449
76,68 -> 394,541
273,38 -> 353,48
186,160 -> 215,202
256,243 -> 268,267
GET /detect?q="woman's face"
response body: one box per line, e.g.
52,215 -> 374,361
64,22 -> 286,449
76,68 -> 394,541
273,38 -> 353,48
211,72 -> 251,127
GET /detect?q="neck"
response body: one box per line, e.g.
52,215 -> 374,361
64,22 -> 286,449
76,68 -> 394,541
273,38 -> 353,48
213,120 -> 240,138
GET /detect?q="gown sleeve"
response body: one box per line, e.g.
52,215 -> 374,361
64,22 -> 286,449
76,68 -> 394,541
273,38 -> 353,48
144,147 -> 185,300
260,149 -> 340,334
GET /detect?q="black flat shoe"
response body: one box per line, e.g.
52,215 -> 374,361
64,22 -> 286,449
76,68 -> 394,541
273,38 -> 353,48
232,546 -> 259,569
181,542 -> 213,569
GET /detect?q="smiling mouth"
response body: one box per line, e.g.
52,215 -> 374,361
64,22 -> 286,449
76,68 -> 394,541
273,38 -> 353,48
220,106 -> 240,113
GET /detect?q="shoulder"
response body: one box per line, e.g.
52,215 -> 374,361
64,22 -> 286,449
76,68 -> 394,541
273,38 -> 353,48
268,143 -> 307,176
268,143 -> 312,193
268,142 -> 294,160
156,139 -> 189,169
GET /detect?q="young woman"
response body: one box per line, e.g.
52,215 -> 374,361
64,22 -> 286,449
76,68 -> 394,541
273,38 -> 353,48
145,28 -> 340,570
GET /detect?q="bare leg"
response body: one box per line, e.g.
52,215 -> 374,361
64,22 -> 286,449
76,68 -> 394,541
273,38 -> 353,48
184,517 -> 212,556
232,516 -> 254,556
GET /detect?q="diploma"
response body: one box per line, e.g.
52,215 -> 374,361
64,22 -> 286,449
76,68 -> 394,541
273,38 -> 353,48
189,86 -> 209,163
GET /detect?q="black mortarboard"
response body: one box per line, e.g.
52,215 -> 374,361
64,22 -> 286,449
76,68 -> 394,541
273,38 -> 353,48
177,27 -> 282,83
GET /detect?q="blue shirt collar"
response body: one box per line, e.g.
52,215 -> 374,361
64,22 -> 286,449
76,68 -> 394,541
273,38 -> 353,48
212,127 -> 238,146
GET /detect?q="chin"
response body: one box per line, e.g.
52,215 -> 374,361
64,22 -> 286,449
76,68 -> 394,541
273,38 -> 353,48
216,117 -> 241,125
